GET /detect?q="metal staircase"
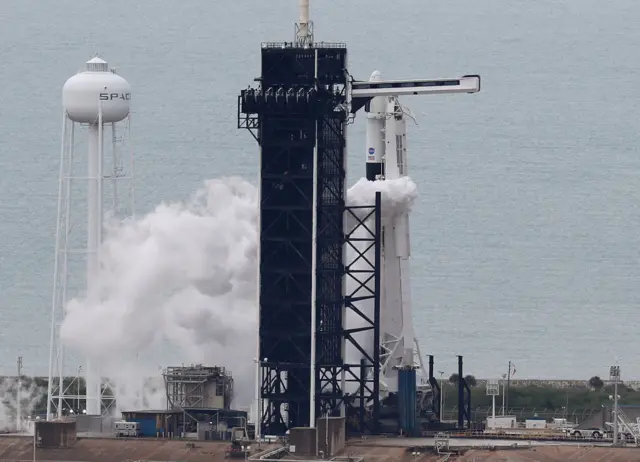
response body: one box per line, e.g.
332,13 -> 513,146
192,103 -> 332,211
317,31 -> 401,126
606,406 -> 640,445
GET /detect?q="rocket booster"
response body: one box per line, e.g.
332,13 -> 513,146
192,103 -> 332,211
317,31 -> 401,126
365,71 -> 386,181
365,70 -> 416,372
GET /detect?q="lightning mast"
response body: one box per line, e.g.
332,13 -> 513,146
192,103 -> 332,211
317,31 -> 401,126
47,56 -> 134,419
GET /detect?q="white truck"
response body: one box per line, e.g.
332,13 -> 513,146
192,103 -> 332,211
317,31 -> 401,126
114,420 -> 140,437
564,427 -> 604,439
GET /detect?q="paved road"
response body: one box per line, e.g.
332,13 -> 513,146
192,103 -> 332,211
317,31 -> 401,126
350,436 -> 615,449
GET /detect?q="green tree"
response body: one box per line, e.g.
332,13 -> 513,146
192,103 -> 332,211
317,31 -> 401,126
588,376 -> 604,390
464,374 -> 477,387
449,373 -> 459,384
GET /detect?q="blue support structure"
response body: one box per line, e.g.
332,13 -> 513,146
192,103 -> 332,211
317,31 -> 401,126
238,42 -> 381,436
398,368 -> 417,436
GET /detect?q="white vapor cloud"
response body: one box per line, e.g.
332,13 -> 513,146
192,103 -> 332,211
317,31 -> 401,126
60,175 -> 417,410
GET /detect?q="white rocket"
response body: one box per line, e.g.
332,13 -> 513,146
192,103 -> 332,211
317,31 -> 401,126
359,70 -> 481,393
364,71 -> 422,392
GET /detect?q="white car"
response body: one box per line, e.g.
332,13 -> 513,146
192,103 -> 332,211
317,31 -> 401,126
566,427 -> 604,439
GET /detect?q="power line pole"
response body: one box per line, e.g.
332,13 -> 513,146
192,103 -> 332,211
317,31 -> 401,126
438,371 -> 445,422
17,356 -> 23,433
505,361 -> 511,414
501,374 -> 506,415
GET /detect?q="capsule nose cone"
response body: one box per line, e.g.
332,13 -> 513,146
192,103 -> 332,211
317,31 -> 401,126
369,70 -> 382,82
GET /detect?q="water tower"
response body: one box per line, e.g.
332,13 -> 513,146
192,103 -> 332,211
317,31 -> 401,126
46,56 -> 134,419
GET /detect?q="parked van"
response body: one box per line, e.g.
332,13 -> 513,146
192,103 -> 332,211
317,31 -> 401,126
114,420 -> 140,437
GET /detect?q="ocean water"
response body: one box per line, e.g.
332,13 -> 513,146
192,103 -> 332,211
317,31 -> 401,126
1,0 -> 639,381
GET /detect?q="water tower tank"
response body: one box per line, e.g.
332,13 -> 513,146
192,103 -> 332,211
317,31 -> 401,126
62,57 -> 131,124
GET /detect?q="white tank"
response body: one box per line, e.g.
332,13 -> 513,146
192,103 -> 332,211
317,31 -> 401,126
62,57 -> 131,124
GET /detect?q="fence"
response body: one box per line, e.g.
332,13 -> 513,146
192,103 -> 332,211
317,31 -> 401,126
441,406 -> 600,423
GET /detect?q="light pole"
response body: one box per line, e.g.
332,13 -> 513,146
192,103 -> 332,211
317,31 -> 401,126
253,358 -> 259,441
610,365 -> 620,446
438,371 -> 444,421
505,361 -> 512,414
17,357 -> 23,433
77,366 -> 82,413
486,380 -> 499,429
501,374 -> 507,415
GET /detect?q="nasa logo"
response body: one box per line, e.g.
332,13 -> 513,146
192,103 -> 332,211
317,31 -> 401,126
368,147 -> 375,155
99,92 -> 131,101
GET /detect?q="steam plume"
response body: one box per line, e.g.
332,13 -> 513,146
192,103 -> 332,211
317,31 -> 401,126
60,175 -> 417,409
0,378 -> 45,433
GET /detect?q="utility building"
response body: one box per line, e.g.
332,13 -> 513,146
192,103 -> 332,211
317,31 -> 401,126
164,365 -> 234,410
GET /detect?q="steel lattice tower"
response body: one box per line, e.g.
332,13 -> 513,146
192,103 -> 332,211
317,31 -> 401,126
238,41 -> 382,436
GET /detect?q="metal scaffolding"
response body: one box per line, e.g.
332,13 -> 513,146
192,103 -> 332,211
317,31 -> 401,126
163,365 -> 234,411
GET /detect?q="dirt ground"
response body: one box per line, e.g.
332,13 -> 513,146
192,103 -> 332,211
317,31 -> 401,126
0,436 -> 265,462
1,436 -> 640,461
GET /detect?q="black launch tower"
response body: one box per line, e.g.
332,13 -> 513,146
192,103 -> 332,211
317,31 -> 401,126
238,41 -> 382,436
